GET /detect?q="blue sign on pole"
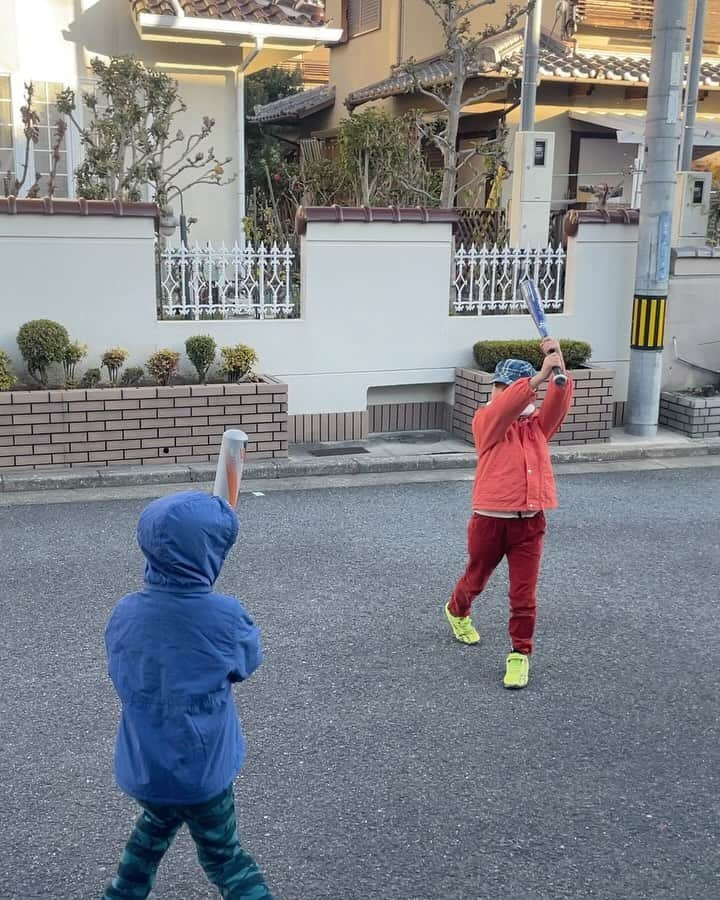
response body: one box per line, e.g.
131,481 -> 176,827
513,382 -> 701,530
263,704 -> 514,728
656,211 -> 672,283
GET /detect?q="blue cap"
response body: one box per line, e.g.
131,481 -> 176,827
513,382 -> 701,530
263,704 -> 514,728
493,359 -> 536,385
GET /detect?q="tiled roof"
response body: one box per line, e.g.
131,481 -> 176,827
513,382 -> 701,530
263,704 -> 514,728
250,84 -> 335,123
346,34 -> 720,109
345,32 -> 523,110
510,42 -> 720,87
130,0 -> 325,27
0,197 -> 158,217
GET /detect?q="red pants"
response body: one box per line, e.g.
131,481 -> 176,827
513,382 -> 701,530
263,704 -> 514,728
449,512 -> 547,655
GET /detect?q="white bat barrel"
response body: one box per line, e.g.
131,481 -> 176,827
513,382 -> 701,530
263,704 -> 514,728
213,429 -> 248,508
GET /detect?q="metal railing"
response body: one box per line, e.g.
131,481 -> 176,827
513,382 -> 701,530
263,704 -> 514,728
158,242 -> 299,320
452,244 -> 566,316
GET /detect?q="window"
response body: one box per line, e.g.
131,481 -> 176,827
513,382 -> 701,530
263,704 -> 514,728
348,0 -> 381,38
31,81 -> 69,198
0,77 -> 72,198
0,76 -> 15,195
575,1 -> 654,31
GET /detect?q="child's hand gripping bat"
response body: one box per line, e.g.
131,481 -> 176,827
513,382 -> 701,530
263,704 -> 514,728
519,279 -> 568,387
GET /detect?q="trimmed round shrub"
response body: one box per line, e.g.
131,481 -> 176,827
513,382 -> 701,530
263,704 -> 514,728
120,366 -> 145,387
185,334 -> 217,384
80,367 -> 102,388
473,339 -> 592,373
17,319 -> 69,386
147,349 -> 180,386
101,347 -> 129,385
0,350 -> 17,391
221,344 -> 258,383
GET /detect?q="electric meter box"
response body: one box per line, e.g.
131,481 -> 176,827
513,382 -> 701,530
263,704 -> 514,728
513,131 -> 555,201
509,131 -> 555,246
672,171 -> 712,245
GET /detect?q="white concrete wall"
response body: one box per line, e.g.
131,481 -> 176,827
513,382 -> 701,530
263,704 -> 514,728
664,260 -> 720,389
0,215 -> 644,414
562,222 -> 638,400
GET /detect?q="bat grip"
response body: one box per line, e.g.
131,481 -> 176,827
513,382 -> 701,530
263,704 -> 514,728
552,367 -> 568,387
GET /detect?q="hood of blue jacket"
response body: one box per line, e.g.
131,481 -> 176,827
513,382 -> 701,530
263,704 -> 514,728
137,491 -> 239,591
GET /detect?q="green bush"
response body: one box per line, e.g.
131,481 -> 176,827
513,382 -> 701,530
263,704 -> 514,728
101,347 -> 129,385
221,344 -> 258,383
473,340 -> 592,373
80,367 -> 102,388
185,335 -> 217,384
120,366 -> 145,387
146,349 -> 180,386
0,350 -> 17,391
62,340 -> 88,388
17,319 -> 69,386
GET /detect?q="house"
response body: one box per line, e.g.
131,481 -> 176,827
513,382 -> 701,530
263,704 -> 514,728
0,0 -> 342,244
253,0 -> 720,215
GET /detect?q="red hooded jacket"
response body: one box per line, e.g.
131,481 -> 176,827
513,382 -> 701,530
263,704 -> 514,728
471,376 -> 574,512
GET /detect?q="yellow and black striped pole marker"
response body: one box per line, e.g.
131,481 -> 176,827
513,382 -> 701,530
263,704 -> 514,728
630,295 -> 667,351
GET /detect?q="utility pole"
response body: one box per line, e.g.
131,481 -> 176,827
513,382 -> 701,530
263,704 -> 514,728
625,0 -> 690,437
520,0 -> 542,132
680,0 -> 708,170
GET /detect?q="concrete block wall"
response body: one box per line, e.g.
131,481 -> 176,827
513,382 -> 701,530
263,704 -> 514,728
453,367 -> 614,446
659,392 -> 720,439
0,379 -> 288,471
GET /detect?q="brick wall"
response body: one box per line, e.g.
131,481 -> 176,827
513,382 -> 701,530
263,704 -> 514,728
660,392 -> 720,438
452,367 -> 614,446
0,378 -> 288,470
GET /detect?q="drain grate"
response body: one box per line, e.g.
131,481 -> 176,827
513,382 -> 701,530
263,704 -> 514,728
308,446 -> 370,457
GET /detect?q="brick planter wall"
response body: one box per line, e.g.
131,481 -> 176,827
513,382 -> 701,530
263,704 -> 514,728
0,377 -> 288,470
453,367 -> 614,446
660,391 -> 720,438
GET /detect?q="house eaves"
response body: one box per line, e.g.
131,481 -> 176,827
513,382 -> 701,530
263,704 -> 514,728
131,2 -> 343,50
250,84 -> 335,123
346,33 -> 720,110
345,31 -> 523,110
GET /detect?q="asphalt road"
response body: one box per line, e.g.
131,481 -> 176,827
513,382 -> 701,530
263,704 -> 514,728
1,467 -> 718,900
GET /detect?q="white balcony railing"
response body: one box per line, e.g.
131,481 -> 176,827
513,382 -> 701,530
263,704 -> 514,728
158,241 -> 299,320
452,244 -> 566,316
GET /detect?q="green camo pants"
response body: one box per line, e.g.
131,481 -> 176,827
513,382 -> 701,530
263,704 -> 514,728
102,785 -> 274,899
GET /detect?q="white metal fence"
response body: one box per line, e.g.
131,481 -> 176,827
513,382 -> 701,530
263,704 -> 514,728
452,244 -> 566,315
158,242 -> 299,320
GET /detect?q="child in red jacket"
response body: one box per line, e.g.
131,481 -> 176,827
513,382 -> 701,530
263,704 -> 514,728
445,339 -> 573,689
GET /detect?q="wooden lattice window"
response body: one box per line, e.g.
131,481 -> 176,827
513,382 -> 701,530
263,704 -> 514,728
577,1 -> 720,48
348,0 -> 382,38
575,0 -> 655,31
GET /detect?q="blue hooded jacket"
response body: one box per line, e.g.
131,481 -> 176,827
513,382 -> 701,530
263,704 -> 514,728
105,491 -> 262,806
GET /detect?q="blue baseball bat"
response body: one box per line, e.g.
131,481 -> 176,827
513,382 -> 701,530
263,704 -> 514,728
519,279 -> 567,387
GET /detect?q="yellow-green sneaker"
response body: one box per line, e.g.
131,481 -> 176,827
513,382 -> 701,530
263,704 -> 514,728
444,602 -> 480,646
503,652 -> 529,689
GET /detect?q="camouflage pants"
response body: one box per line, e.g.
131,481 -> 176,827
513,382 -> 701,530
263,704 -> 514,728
102,785 -> 274,899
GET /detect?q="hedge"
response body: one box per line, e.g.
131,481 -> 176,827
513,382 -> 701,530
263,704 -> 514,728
473,340 -> 592,373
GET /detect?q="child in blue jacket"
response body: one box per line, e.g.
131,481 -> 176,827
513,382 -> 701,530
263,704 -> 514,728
102,490 -> 274,900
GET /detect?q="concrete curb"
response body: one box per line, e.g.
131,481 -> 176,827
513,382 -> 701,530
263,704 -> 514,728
1,438 -> 719,493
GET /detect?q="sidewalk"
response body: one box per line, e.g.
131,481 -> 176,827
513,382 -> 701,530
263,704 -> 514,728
1,428 -> 719,494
